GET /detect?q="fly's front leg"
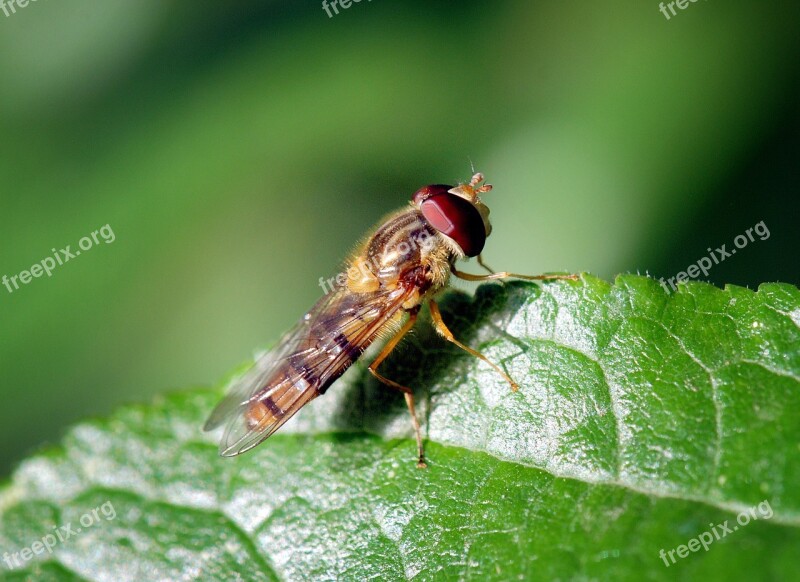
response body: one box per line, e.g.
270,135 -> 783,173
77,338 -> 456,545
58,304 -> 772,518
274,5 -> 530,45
452,264 -> 578,283
367,308 -> 427,468
476,253 -> 496,275
428,299 -> 519,392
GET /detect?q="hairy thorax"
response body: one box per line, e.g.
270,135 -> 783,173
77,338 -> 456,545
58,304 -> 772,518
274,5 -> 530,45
346,206 -> 459,310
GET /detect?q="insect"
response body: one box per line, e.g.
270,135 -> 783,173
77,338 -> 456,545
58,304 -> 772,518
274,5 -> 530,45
204,173 -> 576,467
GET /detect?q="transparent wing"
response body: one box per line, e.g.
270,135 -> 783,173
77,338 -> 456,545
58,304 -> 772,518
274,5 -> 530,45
204,281 -> 416,456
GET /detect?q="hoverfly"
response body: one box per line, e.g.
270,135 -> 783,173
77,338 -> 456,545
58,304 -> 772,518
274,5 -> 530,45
204,173 -> 576,467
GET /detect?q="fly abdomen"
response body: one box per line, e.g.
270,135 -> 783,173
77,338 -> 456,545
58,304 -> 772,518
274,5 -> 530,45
245,368 -> 316,430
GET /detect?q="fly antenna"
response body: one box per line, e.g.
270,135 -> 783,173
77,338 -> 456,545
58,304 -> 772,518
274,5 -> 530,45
469,172 -> 493,194
448,172 -> 492,201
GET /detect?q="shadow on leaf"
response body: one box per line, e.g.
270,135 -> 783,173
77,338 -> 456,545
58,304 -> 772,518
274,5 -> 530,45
328,281 -> 543,443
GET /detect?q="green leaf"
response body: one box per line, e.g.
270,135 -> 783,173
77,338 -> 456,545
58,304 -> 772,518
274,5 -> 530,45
1,275 -> 799,581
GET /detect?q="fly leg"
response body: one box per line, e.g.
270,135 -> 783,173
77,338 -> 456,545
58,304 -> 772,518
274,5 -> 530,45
476,253 -> 496,275
367,308 -> 427,468
428,299 -> 519,392
451,265 -> 578,283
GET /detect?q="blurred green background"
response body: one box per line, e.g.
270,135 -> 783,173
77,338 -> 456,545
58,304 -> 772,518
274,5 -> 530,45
0,0 -> 797,476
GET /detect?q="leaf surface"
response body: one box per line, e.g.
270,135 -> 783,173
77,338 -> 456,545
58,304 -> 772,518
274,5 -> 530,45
1,275 -> 799,581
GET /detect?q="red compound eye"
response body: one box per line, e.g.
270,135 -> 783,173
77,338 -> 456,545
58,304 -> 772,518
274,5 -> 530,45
412,184 -> 452,205
420,193 -> 486,257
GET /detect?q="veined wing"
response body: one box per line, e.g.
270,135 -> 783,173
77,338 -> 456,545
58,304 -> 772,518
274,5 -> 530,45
204,281 -> 417,456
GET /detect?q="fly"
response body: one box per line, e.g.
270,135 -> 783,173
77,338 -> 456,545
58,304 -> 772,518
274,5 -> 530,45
204,173 -> 576,467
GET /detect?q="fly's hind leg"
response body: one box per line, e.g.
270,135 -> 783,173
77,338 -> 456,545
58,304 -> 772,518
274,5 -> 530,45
429,299 -> 520,392
367,308 -> 427,468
